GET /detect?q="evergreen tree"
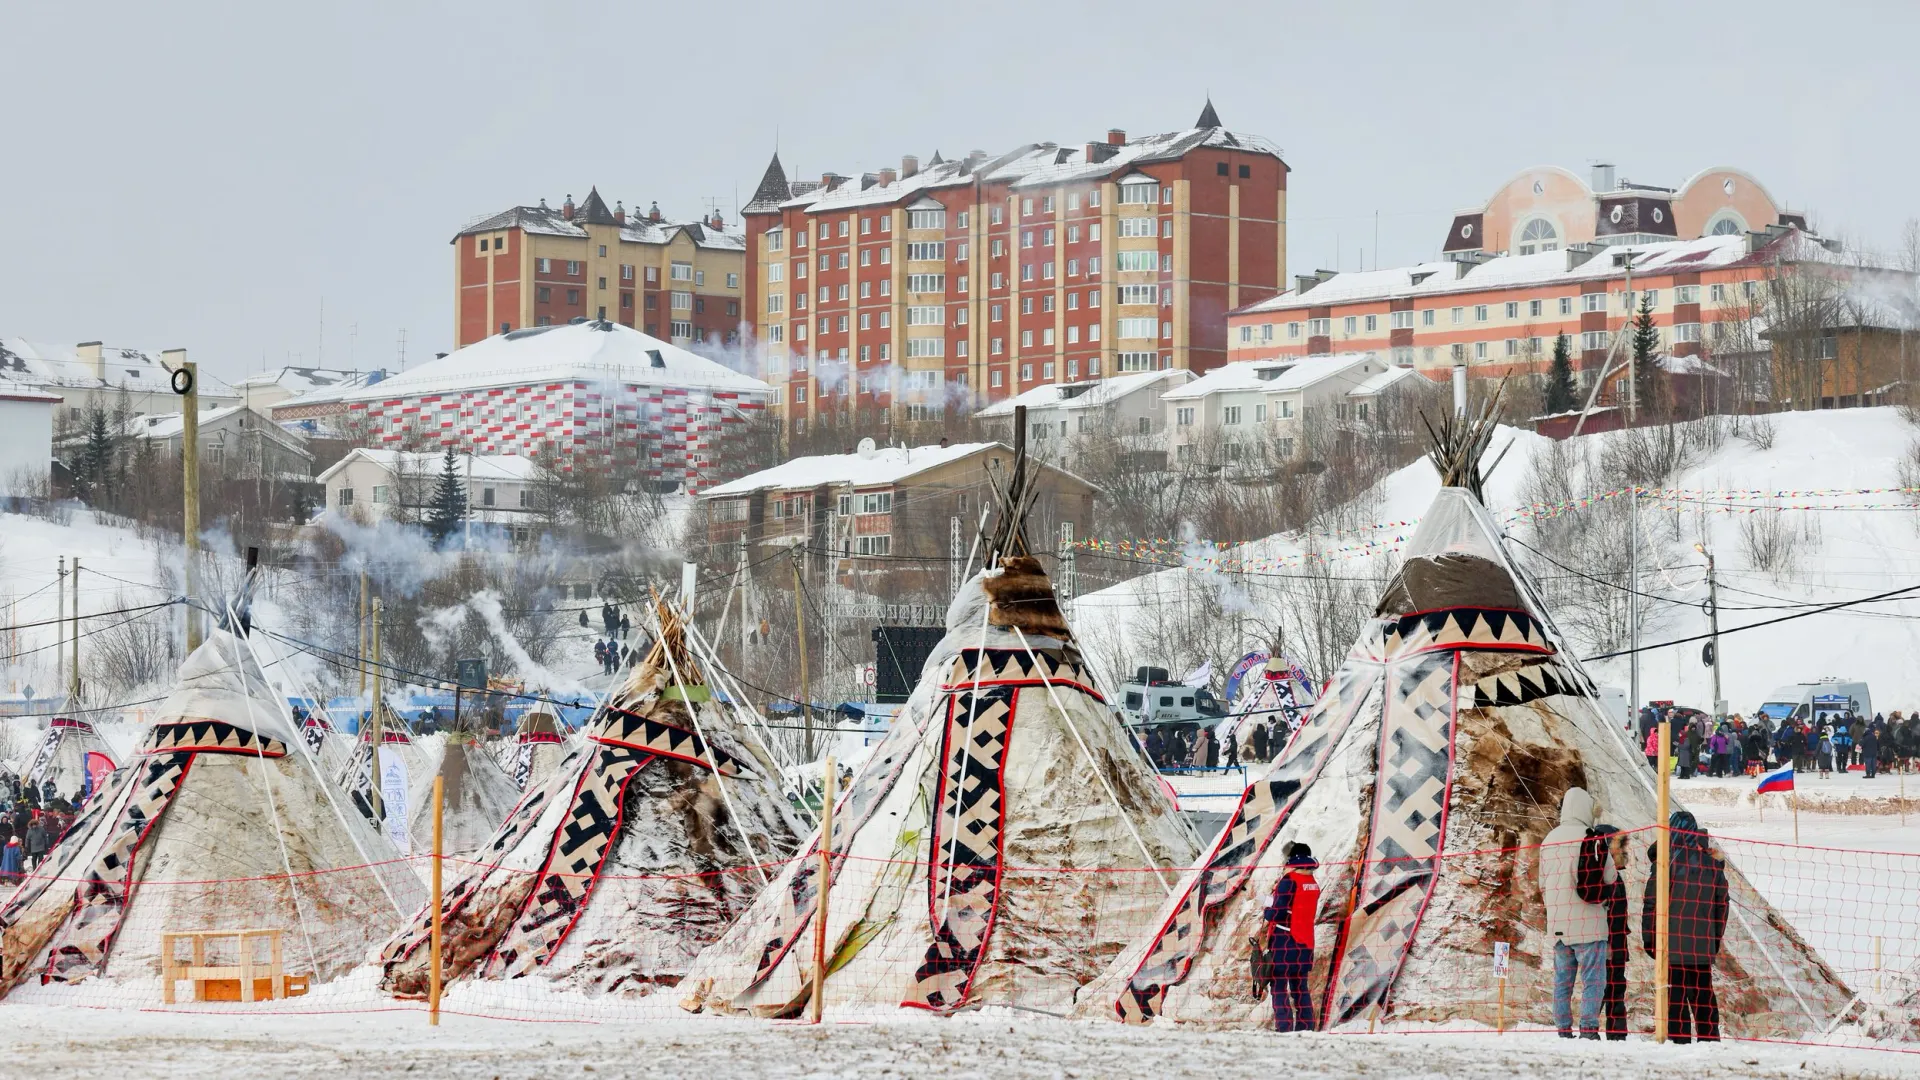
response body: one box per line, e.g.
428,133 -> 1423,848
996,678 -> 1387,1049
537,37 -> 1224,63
1631,292 -> 1662,416
427,447 -> 468,545
1544,333 -> 1577,414
75,407 -> 115,506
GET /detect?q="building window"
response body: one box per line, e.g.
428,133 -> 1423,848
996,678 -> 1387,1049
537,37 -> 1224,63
1223,405 -> 1242,425
1176,407 -> 1195,426
1559,296 -> 1573,315
907,273 -> 944,293
337,487 -> 353,507
1516,218 -> 1559,255
537,257 -> 551,273
768,230 -> 784,252
1505,302 -> 1519,319
1673,322 -> 1702,342
671,261 -> 692,281
1474,342 -> 1488,360
992,337 -> 1004,355
671,291 -> 692,310
1343,316 -> 1357,336
1422,309 -> 1435,326
1118,317 -> 1158,339
1020,363 -> 1033,381
1583,293 -> 1606,313
1675,285 -> 1701,305
566,261 -> 582,276
1287,322 -> 1301,339
1581,330 -> 1610,351
1306,317 -> 1330,336
1474,305 -> 1489,322
566,289 -> 580,305
537,287 -> 551,303
1390,311 -> 1414,330
671,320 -> 693,338
1118,284 -> 1159,305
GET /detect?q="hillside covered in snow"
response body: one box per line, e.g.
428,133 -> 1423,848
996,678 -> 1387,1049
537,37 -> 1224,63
1074,407 -> 1920,719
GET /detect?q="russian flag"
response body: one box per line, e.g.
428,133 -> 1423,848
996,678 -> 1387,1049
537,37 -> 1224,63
1757,765 -> 1795,794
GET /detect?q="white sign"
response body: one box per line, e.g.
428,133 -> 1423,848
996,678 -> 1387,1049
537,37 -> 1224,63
1492,941 -> 1511,978
379,746 -> 411,855
824,601 -> 944,626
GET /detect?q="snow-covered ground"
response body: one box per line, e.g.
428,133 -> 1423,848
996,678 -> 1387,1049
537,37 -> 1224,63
1075,407 -> 1920,719
0,1005 -> 1916,1078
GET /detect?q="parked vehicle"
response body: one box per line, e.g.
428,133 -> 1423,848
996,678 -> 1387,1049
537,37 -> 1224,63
1755,679 -> 1872,727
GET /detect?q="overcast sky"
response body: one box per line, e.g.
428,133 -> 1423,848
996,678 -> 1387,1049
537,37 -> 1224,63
3,0 -> 1915,382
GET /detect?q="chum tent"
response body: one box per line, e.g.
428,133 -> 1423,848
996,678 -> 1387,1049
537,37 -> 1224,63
22,718 -> 116,804
679,444 -> 1198,1017
0,628 -> 423,998
378,602 -> 804,997
1082,414 -> 1852,1037
404,733 -> 520,858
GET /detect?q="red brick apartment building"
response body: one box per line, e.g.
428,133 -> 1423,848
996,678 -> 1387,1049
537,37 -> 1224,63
452,189 -> 745,350
740,102 -> 1289,435
1227,164 -> 1822,382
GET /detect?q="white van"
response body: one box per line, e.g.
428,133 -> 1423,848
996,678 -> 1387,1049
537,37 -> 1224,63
1755,679 -> 1872,726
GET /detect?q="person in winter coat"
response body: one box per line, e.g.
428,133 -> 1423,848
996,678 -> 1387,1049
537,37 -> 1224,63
1262,844 -> 1321,1032
23,815 -> 47,870
593,640 -> 607,671
1817,728 -> 1834,777
1144,727 -> 1166,769
1677,722 -> 1700,780
1190,727 -> 1212,769
1578,823 -> 1631,1040
1707,727 -> 1730,778
1862,717 -> 1882,779
0,835 -> 20,880
1641,809 -> 1729,1043
1250,721 -> 1269,764
619,612 -> 631,641
1541,787 -> 1615,1039
1834,715 -> 1855,773
1644,725 -> 1661,771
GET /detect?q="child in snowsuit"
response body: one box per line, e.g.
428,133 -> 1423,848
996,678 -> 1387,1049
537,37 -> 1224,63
1262,844 -> 1321,1032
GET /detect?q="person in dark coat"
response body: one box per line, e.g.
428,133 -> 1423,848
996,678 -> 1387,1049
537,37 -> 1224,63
1249,720 -> 1269,764
1677,721 -> 1700,779
619,613 -> 631,641
23,815 -> 47,870
1579,823 -> 1630,1040
1144,727 -> 1166,769
1262,844 -> 1321,1032
1862,716 -> 1882,779
593,640 -> 607,671
1641,809 -> 1729,1043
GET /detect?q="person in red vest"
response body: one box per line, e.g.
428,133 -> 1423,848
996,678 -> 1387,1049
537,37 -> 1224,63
1262,842 -> 1321,1031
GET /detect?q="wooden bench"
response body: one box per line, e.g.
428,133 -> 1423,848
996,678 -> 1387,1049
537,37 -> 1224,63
160,928 -> 309,1003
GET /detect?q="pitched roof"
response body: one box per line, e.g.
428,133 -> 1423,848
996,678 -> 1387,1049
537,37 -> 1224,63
1196,98 -> 1222,128
329,320 -> 772,404
974,369 -> 1192,417
1161,352 -> 1385,400
743,153 -> 793,214
452,199 -> 745,250
703,441 -> 1011,497
577,187 -> 617,226
316,448 -> 539,486
0,338 -> 237,398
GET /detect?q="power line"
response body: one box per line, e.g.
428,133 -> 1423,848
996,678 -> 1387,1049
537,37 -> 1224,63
0,599 -> 182,634
1582,581 -> 1920,662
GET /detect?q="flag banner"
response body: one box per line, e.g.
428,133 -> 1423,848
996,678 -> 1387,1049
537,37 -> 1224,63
1757,765 -> 1795,794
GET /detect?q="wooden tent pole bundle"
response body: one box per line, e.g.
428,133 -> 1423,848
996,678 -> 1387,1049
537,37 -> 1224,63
1420,377 -> 1512,499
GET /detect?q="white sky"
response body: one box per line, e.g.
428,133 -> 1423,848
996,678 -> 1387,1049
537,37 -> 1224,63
2,0 -> 1915,383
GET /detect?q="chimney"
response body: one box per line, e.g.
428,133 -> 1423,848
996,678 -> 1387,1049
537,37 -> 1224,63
710,211 -> 724,229
1590,163 -> 1616,193
76,341 -> 105,382
613,200 -> 626,224
562,193 -> 576,220
901,154 -> 919,178
648,201 -> 662,223
878,167 -> 897,186
1107,128 -> 1127,145
160,348 -> 186,389
1294,274 -> 1319,295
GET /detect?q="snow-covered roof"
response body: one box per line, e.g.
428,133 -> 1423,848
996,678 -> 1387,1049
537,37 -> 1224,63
316,448 -> 540,486
0,374 -> 62,404
1233,231 -> 1859,317
236,366 -> 380,396
780,121 -> 1284,215
1347,366 -> 1420,397
133,404 -> 248,440
454,202 -> 745,251
1162,353 -> 1384,401
329,321 -> 772,404
974,369 -> 1192,418
0,338 -> 237,398
703,441 -> 1001,497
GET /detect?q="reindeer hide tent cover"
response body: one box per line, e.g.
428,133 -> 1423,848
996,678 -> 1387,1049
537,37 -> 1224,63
505,710 -> 570,792
0,630 -> 423,996
23,718 -> 116,803
379,607 -> 803,997
678,556 -> 1199,1017
1082,488 -> 1851,1036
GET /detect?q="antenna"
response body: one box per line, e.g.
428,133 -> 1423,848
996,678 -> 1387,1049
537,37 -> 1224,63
398,328 -> 408,371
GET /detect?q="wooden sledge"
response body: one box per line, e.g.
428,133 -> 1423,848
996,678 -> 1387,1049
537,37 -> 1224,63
160,928 -> 309,1003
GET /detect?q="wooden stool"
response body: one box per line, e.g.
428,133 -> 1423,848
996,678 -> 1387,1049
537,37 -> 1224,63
160,928 -> 309,1003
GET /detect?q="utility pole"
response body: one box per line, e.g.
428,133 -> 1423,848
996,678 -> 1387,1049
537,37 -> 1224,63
166,349 -> 202,653
791,546 -> 812,761
369,596 -> 384,824
70,558 -> 80,704
1699,544 -> 1723,718
1628,488 -> 1641,721
56,556 -> 66,699
1623,255 -> 1638,424
359,570 -> 370,695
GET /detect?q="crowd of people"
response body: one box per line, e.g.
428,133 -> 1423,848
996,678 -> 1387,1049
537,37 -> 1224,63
1638,705 -> 1920,780
1142,714 -> 1292,772
0,775 -> 79,882
1257,787 -> 1731,1040
585,601 -> 641,676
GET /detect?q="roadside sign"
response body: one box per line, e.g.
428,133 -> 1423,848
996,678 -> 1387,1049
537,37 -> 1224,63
1492,941 -> 1511,978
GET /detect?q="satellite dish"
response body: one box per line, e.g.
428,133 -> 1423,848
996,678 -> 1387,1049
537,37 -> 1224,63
856,437 -> 878,459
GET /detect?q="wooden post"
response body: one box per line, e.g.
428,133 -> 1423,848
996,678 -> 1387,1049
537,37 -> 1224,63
1792,793 -> 1800,846
56,556 -> 66,699
174,353 -> 202,653
430,773 -> 444,1026
1496,975 -> 1506,1035
1654,718 -> 1672,1043
369,598 -> 384,823
792,548 -> 812,761
809,755 -> 836,1025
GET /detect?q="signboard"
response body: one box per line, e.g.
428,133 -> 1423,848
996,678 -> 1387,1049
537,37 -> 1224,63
830,602 -> 944,626
456,658 -> 489,691
872,626 -> 944,704
1492,941 -> 1511,978
1224,651 -> 1269,704
379,746 -> 411,855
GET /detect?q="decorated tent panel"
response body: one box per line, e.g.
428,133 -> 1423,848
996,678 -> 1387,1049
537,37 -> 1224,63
1083,488 -> 1851,1038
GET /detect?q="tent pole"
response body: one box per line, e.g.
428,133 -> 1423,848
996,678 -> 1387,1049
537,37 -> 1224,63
1655,718 -> 1671,1044
810,755 -> 836,1025
370,598 -> 384,824
791,548 -> 812,762
430,773 -> 443,1026
70,558 -> 80,705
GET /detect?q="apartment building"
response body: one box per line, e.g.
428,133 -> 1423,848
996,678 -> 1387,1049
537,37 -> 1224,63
740,102 -> 1289,436
453,188 -> 745,350
1441,163 -> 1791,260
1227,226 -> 1847,381
975,368 -> 1193,467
